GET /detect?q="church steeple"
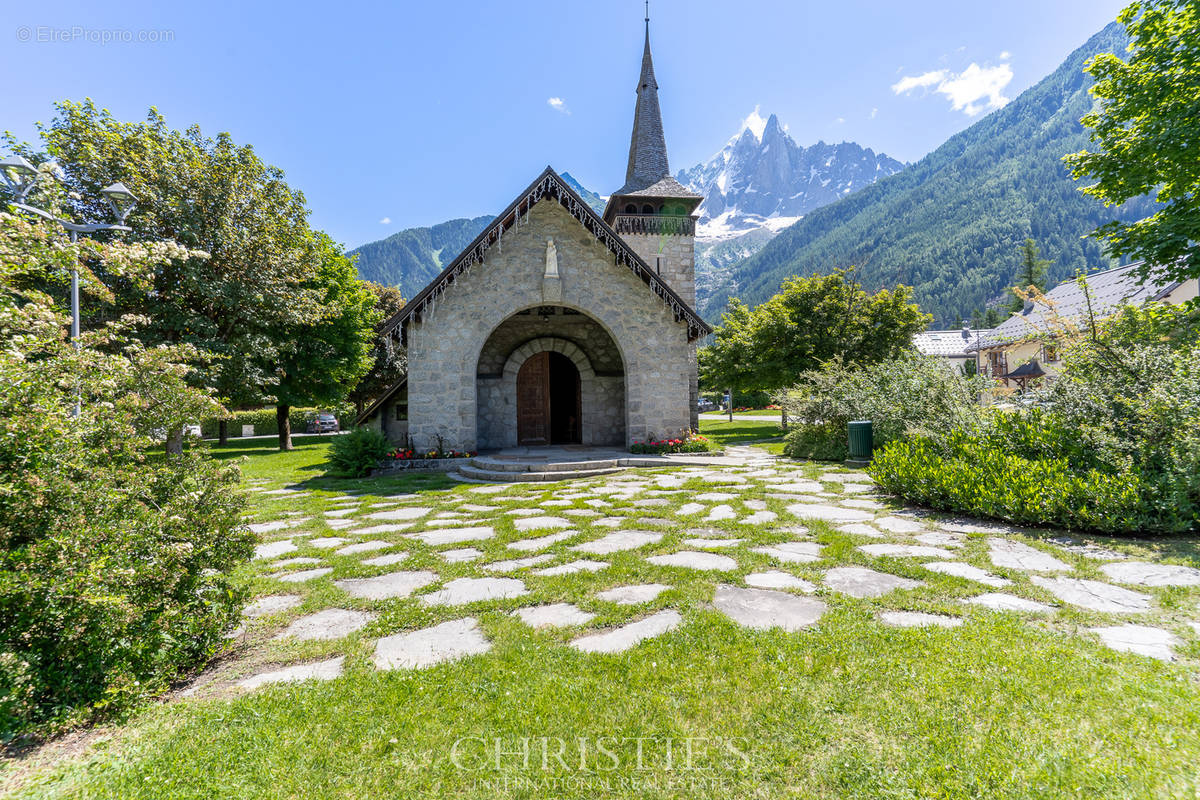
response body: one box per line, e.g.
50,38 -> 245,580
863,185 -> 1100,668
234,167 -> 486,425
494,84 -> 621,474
623,17 -> 670,193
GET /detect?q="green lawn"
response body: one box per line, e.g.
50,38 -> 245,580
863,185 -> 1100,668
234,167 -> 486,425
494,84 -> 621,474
7,438 -> 1200,799
699,418 -> 786,446
701,408 -> 784,417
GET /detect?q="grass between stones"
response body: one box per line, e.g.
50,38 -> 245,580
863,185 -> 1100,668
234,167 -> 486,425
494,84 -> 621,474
6,437 -> 1200,799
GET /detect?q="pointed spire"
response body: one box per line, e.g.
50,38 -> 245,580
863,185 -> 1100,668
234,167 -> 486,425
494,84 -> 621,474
622,14 -> 670,193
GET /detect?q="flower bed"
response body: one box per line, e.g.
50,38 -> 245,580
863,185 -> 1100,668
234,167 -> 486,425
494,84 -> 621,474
630,432 -> 714,455
388,448 -> 475,461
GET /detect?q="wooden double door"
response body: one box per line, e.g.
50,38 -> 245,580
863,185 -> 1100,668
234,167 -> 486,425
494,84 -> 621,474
516,351 -> 581,445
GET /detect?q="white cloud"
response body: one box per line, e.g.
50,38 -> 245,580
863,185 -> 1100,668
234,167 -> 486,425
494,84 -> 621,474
547,97 -> 570,114
834,117 -> 845,124
891,61 -> 1013,116
739,105 -> 768,140
869,107 -> 878,119
379,217 -> 391,225
892,70 -> 947,94
1000,50 -> 1011,60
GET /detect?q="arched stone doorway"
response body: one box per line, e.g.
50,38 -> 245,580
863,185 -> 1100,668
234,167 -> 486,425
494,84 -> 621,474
516,351 -> 581,445
475,307 -> 625,449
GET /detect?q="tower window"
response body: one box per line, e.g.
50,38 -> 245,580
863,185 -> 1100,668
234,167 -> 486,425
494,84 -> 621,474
655,255 -> 664,275
624,203 -> 637,214
642,203 -> 655,215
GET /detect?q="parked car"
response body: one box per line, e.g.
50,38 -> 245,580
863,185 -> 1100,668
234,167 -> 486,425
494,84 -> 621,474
697,398 -> 717,413
306,412 -> 340,433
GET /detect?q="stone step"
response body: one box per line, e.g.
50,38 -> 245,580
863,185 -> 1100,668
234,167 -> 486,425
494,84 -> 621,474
454,464 -> 627,483
469,456 -> 622,473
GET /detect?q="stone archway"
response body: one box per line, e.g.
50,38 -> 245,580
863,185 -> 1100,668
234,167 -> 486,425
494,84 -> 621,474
515,351 -> 581,445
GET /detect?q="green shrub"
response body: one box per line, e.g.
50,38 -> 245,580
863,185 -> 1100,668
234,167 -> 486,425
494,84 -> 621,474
870,432 -> 1146,533
780,351 -> 988,461
1,216 -> 251,740
327,426 -> 393,477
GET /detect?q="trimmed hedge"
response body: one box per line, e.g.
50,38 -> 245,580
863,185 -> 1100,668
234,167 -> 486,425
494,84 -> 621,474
199,404 -> 355,438
870,432 -> 1146,534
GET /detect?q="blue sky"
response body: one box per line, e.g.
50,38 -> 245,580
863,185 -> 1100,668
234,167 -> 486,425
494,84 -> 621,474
4,0 -> 1128,249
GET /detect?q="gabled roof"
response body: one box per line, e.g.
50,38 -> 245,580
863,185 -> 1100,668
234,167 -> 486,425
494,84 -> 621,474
967,261 -> 1181,352
379,167 -> 710,344
913,328 -> 992,357
353,376 -> 407,427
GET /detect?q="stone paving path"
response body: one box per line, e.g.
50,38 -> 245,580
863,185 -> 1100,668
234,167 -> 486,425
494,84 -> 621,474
228,452 -> 1200,690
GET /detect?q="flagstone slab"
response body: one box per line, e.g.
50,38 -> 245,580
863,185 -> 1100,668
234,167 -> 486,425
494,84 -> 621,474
593,517 -> 626,528
361,552 -> 410,567
1099,562 -> 1200,587
459,504 -> 498,513
373,617 -> 491,670
335,540 -> 393,556
837,523 -> 885,538
1029,576 -> 1153,613
239,657 -> 345,690
683,537 -> 744,549
873,516 -> 926,534
243,594 -> 303,618
923,561 -> 1011,588
632,498 -> 669,508
275,568 -> 333,583
880,611 -> 963,629
325,519 -> 356,530
597,583 -> 670,604
914,532 -> 965,548
584,499 -> 612,508
532,559 -> 610,576
705,505 -> 737,522
504,508 -> 541,517
406,526 -> 495,546
824,567 -> 921,598
275,609 -> 374,641
249,520 -> 294,535
713,584 -> 826,631
753,541 -> 823,564
272,557 -> 323,568
858,544 -> 957,559
483,554 -> 556,572
963,593 -> 1055,613
324,508 -> 358,518
425,518 -> 484,528
744,571 -> 816,592
786,503 -> 874,523
351,524 -> 415,536
508,531 -> 577,551
470,484 -> 510,494
421,577 -> 529,606
988,539 -> 1073,572
573,530 -> 662,555
1090,624 -> 1180,660
841,483 -> 873,494
513,516 -> 572,531
540,499 -> 573,507
676,503 -> 705,516
570,610 -> 682,654
772,481 -> 824,493
840,499 -> 886,510
741,511 -> 778,525
308,537 -> 348,549
647,551 -> 738,571
368,507 -> 432,522
255,540 -> 298,560
513,603 -> 596,628
563,509 -> 602,517
633,517 -> 674,527
696,492 -> 737,502
335,570 -> 438,600
440,547 -> 484,563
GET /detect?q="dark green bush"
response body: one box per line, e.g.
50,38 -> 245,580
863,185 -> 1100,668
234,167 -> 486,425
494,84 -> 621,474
327,426 -> 393,477
870,431 -> 1146,533
782,421 -> 847,461
199,403 -> 354,438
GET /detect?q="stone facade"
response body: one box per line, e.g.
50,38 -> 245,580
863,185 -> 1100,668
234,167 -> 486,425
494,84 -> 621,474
406,198 -> 696,452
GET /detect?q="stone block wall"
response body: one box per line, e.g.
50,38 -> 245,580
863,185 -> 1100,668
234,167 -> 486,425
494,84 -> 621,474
406,198 -> 695,452
621,231 -> 696,306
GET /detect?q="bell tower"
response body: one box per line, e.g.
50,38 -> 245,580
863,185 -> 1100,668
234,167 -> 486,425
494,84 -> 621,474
602,11 -> 702,307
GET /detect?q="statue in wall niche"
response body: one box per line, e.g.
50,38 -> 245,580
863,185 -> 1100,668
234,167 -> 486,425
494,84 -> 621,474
545,238 -> 559,277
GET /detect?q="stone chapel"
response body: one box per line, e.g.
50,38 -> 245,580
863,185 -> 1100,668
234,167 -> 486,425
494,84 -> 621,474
360,19 -> 709,451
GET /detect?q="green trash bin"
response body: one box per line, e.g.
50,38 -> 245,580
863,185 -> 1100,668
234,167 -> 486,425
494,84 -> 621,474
847,420 -> 873,461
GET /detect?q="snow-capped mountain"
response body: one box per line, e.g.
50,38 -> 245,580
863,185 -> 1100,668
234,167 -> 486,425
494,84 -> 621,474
677,109 -> 905,242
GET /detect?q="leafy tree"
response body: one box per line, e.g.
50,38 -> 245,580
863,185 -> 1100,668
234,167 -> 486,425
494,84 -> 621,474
1007,238 -> 1051,312
272,233 -> 379,450
700,269 -> 931,397
4,100 -> 326,444
1065,0 -> 1200,284
347,281 -> 407,416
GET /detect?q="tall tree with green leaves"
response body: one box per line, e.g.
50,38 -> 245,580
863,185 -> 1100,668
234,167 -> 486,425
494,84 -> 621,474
347,282 -> 407,417
1065,0 -> 1200,283
700,269 -> 931,397
4,101 -> 326,444
1008,238 -> 1051,312
272,233 -> 379,450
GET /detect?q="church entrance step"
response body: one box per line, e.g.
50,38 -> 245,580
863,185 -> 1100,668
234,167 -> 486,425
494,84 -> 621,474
453,463 -> 627,483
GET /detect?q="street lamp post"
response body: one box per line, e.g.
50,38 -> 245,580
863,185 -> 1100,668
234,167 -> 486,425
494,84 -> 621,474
2,156 -> 138,414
